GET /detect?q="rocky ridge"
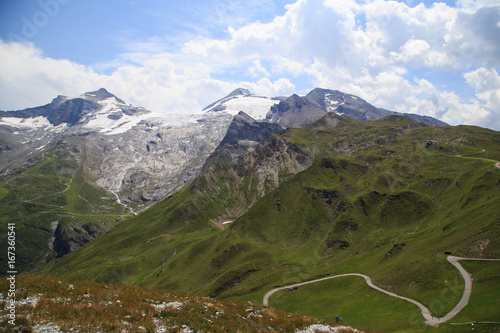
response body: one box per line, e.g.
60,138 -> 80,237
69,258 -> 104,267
265,88 -> 448,128
195,131 -> 312,218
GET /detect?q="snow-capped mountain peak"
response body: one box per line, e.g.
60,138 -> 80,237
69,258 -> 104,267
226,88 -> 252,98
203,88 -> 282,121
79,93 -> 153,135
79,88 -> 125,104
0,88 -> 155,135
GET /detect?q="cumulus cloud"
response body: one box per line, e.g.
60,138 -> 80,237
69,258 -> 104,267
445,5 -> 500,67
248,60 -> 270,78
463,67 -> 500,129
0,40 -> 293,113
465,67 -> 500,107
241,77 -> 296,97
1,0 -> 499,130
391,39 -> 450,68
0,41 -> 99,109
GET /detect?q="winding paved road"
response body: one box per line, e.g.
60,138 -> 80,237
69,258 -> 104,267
263,256 -> 500,326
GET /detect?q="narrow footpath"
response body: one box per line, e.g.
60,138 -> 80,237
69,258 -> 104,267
263,256 -> 500,326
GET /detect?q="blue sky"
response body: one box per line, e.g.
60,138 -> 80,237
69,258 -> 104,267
1,0 -> 499,130
0,0 -> 294,71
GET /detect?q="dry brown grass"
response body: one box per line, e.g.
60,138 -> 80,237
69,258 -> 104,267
0,275 -> 371,332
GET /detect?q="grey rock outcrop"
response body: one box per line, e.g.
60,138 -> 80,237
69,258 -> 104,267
202,111 -> 284,169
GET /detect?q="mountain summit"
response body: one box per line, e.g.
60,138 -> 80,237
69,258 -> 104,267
79,87 -> 126,104
203,88 -> 282,120
265,88 -> 448,128
227,87 -> 252,97
0,88 -> 143,129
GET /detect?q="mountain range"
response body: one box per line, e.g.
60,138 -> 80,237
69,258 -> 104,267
0,87 -> 448,272
1,87 -> 499,332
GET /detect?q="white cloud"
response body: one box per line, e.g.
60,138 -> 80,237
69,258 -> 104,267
0,41 -> 99,109
444,6 -> 500,67
248,60 -> 270,78
439,91 -> 491,128
1,0 -> 500,130
241,77 -> 296,97
463,67 -> 500,129
391,39 -> 450,68
465,67 -> 500,96
457,0 -> 500,12
271,56 -> 307,76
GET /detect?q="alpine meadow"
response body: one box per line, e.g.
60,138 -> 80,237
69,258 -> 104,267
1,0 -> 500,332
2,86 -> 498,331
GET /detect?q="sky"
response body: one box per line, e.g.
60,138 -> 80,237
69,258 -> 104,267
0,0 -> 499,130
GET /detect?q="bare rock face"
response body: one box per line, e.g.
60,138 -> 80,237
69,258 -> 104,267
195,132 -> 312,217
92,113 -> 233,208
202,111 -> 284,169
266,94 -> 325,128
53,222 -> 105,257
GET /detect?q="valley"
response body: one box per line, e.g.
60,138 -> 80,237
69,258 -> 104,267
43,113 -> 500,331
1,88 -> 499,332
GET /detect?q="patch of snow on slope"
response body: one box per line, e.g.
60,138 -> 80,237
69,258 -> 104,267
82,97 -> 137,132
325,94 -> 344,114
82,97 -> 202,135
206,95 -> 277,120
0,116 -> 52,128
33,323 -> 63,333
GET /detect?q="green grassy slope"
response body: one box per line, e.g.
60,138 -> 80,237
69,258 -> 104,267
268,261 -> 500,333
0,151 -> 131,273
44,115 -> 500,331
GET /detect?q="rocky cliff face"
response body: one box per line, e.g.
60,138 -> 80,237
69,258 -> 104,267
202,111 -> 285,170
52,221 -> 105,257
195,132 -> 312,217
265,94 -> 326,128
192,110 -> 311,218
91,113 -> 233,207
